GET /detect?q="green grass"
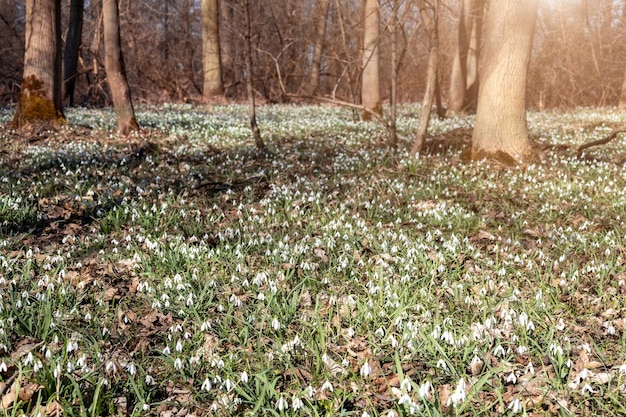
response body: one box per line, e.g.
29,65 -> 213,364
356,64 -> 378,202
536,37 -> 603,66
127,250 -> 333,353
1,104 -> 626,416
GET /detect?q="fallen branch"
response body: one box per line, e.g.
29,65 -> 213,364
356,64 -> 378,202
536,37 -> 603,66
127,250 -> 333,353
285,93 -> 390,131
576,129 -> 626,158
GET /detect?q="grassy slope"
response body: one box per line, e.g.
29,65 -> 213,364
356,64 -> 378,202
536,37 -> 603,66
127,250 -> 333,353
1,104 -> 626,416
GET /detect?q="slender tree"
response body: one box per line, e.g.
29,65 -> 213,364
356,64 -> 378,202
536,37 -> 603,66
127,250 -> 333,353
64,0 -> 84,107
13,0 -> 63,128
202,0 -> 224,100
103,0 -> 139,135
242,0 -> 266,150
308,0 -> 331,96
468,0 -> 539,165
361,0 -> 381,120
411,0 -> 438,155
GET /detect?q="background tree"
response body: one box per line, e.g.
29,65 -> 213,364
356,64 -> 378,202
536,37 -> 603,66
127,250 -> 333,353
448,0 -> 483,113
361,0 -> 381,120
307,0 -> 331,96
63,0 -> 84,106
103,0 -> 138,135
202,0 -> 223,101
242,0 -> 266,150
468,0 -> 539,165
12,0 -> 63,128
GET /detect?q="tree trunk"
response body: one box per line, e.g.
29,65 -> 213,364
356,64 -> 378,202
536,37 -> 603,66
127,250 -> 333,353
448,0 -> 483,113
361,0 -> 381,120
411,0 -> 438,155
243,0 -> 266,150
619,68 -> 626,109
202,0 -> 224,100
64,0 -> 84,107
103,0 -> 139,135
308,0 -> 331,96
468,0 -> 539,165
13,0 -> 63,128
388,0 -> 398,148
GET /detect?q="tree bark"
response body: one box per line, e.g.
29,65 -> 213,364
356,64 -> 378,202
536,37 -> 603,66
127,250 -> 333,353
103,0 -> 139,135
448,0 -> 483,113
388,0 -> 398,148
361,0 -> 381,120
308,0 -> 331,96
64,0 -> 84,107
243,0 -> 266,150
411,0 -> 438,155
202,0 -> 224,100
13,0 -> 63,128
468,0 -> 539,165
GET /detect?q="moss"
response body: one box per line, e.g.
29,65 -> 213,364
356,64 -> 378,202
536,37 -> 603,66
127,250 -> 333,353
12,75 -> 65,128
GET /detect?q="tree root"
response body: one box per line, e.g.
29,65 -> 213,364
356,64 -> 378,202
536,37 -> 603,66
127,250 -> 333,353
575,129 -> 626,158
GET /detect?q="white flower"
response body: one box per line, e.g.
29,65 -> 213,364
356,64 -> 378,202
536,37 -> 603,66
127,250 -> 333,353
0,361 -> 7,372
241,371 -> 249,383
447,378 -> 466,407
506,372 -> 517,384
174,358 -> 183,370
275,396 -> 288,411
320,380 -> 334,392
400,376 -> 412,392
581,383 -> 595,394
418,381 -> 432,399
398,394 -> 412,405
201,378 -> 212,391
292,396 -> 304,410
360,362 -> 372,377
271,318 -> 281,330
618,364 -> 626,374
508,398 -> 522,414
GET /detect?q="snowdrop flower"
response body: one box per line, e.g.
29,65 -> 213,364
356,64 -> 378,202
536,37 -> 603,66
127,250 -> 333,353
201,378 -> 212,391
400,377 -> 412,392
271,318 -> 281,330
275,396 -> 288,411
447,378 -> 466,407
360,362 -> 371,377
581,383 -> 595,394
241,371 -> 249,383
506,372 -> 517,384
292,396 -> 304,410
0,361 -> 6,372
618,364 -> 626,374
508,398 -> 522,414
418,381 -> 432,399
174,358 -> 183,370
320,380 -> 334,392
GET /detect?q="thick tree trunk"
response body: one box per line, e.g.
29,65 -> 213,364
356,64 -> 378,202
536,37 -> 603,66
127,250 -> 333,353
103,0 -> 139,135
308,0 -> 330,96
13,0 -> 63,128
64,0 -> 84,107
202,0 -> 224,100
361,0 -> 381,120
468,0 -> 539,165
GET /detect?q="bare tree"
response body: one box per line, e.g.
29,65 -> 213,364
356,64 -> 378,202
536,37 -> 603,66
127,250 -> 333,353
103,0 -> 139,135
411,0 -> 438,155
202,0 -> 223,101
13,0 -> 63,128
242,0 -> 266,150
308,0 -> 331,95
361,0 -> 381,120
64,0 -> 84,106
468,0 -> 539,165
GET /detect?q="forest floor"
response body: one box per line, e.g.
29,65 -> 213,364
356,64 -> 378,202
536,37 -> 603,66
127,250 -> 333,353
1,104 -> 626,416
